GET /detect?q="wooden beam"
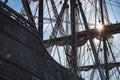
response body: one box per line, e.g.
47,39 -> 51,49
43,23 -> 120,47
78,62 -> 120,71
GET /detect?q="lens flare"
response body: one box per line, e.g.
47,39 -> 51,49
96,24 -> 104,31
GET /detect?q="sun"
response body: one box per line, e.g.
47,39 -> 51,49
96,23 -> 104,32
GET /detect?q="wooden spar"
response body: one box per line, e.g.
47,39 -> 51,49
70,0 -> 77,73
43,23 -> 120,46
78,62 -> 120,71
32,0 -> 39,2
38,0 -> 43,40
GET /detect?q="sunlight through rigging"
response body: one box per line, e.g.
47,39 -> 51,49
96,23 -> 104,32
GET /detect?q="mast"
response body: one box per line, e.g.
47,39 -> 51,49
70,0 -> 77,73
99,0 -> 109,79
38,0 -> 43,40
77,0 -> 106,79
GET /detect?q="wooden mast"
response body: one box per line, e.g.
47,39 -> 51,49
70,0 -> 77,74
38,0 -> 43,40
99,0 -> 109,79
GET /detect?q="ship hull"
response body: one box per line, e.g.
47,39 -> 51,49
0,5 -> 83,80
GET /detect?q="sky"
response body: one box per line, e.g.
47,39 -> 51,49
6,0 -> 22,12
